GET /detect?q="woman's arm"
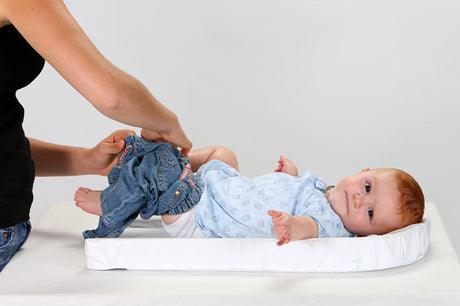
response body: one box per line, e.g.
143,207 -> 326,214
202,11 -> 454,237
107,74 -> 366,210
29,129 -> 135,176
0,0 -> 191,152
268,210 -> 319,246
187,146 -> 239,172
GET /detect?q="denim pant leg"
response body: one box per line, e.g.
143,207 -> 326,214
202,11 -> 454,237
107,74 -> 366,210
83,137 -> 173,238
0,221 -> 31,272
83,136 -> 202,239
82,184 -> 149,238
140,144 -> 202,218
83,147 -> 154,238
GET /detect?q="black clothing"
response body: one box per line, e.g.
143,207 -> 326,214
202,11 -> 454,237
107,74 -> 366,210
0,25 -> 45,227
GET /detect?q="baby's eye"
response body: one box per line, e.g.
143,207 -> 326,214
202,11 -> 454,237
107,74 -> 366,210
368,207 -> 374,219
365,182 -> 371,193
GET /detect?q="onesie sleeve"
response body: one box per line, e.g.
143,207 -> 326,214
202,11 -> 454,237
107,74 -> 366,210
298,191 -> 356,238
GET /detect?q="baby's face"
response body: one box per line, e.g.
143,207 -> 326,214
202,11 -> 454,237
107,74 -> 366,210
326,168 -> 403,236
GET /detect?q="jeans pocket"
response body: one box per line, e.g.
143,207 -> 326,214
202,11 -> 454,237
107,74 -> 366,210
0,228 -> 12,248
0,228 -> 14,270
0,221 -> 32,269
157,148 -> 180,191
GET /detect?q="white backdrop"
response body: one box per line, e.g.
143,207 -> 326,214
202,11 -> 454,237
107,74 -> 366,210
19,0 -> 460,255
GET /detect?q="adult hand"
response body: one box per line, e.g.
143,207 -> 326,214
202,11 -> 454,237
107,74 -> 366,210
141,127 -> 192,156
89,129 -> 136,176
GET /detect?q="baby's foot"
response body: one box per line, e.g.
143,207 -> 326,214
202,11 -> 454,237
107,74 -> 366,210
74,187 -> 103,216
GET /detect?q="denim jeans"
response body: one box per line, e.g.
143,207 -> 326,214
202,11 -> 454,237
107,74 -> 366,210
83,136 -> 202,238
0,221 -> 31,272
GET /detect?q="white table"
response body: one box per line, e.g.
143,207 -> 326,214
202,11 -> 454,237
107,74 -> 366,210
1,202 -> 459,305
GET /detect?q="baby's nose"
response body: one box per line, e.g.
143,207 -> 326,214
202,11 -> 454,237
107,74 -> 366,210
352,193 -> 364,208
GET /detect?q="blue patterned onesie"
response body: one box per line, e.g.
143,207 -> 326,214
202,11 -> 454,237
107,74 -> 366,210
194,160 -> 355,238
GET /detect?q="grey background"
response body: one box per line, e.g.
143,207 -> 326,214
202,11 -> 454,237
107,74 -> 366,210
20,0 -> 459,255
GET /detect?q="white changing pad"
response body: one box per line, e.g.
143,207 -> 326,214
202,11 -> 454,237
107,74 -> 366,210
85,212 -> 430,272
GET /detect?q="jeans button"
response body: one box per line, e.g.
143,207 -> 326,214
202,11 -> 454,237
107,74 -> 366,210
175,190 -> 180,196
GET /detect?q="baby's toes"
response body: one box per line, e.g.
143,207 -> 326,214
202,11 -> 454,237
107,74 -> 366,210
74,187 -> 89,201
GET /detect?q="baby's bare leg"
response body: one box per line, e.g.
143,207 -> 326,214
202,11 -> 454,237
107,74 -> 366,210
74,187 -> 103,216
75,187 -> 186,223
161,213 -> 183,225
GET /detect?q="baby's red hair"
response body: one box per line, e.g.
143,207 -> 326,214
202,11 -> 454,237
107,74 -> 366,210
389,169 -> 425,226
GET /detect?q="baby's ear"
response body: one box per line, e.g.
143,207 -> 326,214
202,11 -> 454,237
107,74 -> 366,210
361,168 -> 370,173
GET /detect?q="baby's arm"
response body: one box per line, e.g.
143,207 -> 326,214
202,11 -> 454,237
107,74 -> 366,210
267,210 -> 319,246
187,146 -> 239,172
274,155 -> 298,176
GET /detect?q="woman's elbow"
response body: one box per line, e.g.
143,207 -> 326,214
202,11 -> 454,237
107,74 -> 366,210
94,93 -> 121,113
90,75 -> 130,114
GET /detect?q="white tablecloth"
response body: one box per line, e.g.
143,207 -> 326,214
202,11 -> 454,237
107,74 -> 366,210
1,202 -> 459,305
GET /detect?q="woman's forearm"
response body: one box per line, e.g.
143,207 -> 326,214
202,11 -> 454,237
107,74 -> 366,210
30,129 -> 135,177
88,68 -> 179,135
29,138 -> 92,176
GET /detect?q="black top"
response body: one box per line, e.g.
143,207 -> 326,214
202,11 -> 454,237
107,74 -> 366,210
0,25 -> 45,227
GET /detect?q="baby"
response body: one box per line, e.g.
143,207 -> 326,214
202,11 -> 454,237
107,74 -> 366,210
75,135 -> 425,246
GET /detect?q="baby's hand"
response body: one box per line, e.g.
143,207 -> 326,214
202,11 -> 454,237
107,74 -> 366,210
268,210 -> 293,246
274,155 -> 298,176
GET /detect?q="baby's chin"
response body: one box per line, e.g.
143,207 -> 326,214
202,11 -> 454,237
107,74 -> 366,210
327,198 -> 345,218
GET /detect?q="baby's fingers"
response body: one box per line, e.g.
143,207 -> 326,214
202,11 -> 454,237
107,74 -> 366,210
276,230 -> 290,246
267,210 -> 282,218
268,210 -> 288,225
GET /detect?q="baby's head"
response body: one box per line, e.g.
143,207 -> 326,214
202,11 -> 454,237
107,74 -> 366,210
326,168 -> 424,236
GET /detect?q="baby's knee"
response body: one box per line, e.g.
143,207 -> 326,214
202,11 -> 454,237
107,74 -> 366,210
213,146 -> 239,170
